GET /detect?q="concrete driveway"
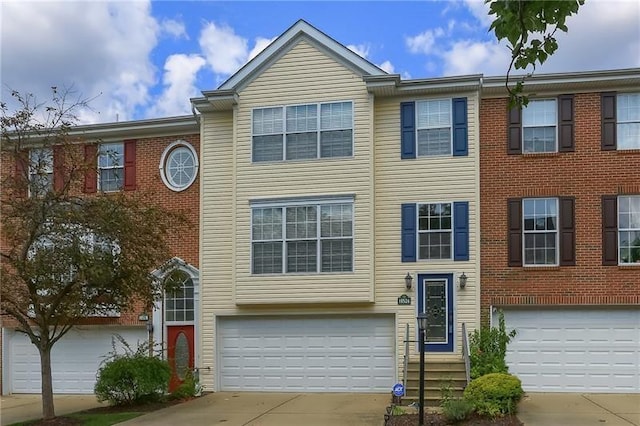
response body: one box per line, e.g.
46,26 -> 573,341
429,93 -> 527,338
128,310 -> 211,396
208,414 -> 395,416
118,392 -> 387,426
519,393 -> 640,426
1,394 -> 104,425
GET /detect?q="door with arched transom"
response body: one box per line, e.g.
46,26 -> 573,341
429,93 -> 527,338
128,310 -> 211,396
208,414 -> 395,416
164,269 -> 195,392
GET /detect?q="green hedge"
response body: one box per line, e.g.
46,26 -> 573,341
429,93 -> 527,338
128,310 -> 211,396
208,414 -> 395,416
463,373 -> 524,417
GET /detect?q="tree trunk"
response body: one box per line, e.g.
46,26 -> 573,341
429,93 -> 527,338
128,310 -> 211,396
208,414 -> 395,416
39,346 -> 56,420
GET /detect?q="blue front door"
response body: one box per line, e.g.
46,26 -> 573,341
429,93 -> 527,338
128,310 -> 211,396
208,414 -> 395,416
417,274 -> 454,352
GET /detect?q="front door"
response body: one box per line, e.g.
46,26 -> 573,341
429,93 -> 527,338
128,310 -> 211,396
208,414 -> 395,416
417,273 -> 454,352
167,325 -> 194,392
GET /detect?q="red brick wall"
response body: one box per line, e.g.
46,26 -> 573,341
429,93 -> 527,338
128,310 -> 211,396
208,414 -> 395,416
479,93 -> 640,320
0,133 -> 200,328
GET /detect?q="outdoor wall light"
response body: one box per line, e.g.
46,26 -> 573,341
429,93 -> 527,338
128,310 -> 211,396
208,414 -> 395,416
138,312 -> 149,322
405,272 -> 413,290
459,272 -> 468,289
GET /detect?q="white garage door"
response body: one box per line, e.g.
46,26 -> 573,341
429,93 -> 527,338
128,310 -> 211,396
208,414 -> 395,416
217,315 -> 395,392
498,309 -> 640,393
7,327 -> 146,394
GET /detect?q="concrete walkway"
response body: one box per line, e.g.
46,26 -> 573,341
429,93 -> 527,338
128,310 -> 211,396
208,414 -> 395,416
0,394 -> 104,425
118,392 -> 387,426
518,393 -> 640,426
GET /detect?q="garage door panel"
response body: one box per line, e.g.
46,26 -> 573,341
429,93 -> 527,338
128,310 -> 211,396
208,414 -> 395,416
8,327 -> 146,394
218,316 -> 395,392
499,309 -> 639,393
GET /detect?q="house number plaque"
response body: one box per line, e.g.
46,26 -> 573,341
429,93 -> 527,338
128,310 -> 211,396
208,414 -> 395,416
397,294 -> 411,305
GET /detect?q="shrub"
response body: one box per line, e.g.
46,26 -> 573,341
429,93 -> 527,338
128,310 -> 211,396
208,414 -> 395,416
95,336 -> 171,406
463,373 -> 524,417
169,369 -> 201,400
442,397 -> 474,423
468,310 -> 517,379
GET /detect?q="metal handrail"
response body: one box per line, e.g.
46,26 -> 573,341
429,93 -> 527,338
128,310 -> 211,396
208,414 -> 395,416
461,322 -> 471,386
402,323 -> 409,391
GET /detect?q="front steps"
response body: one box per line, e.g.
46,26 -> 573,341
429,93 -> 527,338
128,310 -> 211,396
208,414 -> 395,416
401,358 -> 467,407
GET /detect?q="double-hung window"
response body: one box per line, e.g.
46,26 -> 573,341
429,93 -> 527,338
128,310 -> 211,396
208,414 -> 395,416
618,196 -> 640,264
29,148 -> 53,197
418,203 -> 452,260
251,201 -> 353,274
98,142 -> 124,191
617,93 -> 640,150
523,198 -> 558,266
522,99 -> 557,153
416,100 -> 452,156
252,101 -> 353,162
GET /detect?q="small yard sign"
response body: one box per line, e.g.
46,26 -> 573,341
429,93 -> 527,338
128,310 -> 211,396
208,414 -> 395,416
393,383 -> 405,397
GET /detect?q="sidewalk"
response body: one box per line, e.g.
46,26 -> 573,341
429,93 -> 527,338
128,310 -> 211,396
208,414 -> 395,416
518,393 -> 640,426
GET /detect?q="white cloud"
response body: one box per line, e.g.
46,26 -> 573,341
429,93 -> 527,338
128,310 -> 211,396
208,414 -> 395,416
439,0 -> 639,77
199,22 -> 249,75
406,28 -> 444,55
463,0 -> 492,27
347,44 -> 370,59
533,0 -> 640,73
378,60 -> 395,74
161,19 -> 188,39
441,40 -> 511,76
148,54 -> 206,118
1,1 -> 159,124
248,37 -> 276,61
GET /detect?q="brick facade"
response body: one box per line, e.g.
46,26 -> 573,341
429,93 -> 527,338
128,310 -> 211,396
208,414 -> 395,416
480,93 -> 640,320
1,127 -> 200,392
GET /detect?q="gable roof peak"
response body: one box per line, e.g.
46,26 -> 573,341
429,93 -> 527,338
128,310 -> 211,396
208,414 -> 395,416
217,19 -> 386,91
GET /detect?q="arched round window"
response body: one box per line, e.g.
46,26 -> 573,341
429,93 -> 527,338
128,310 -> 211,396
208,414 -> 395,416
160,141 -> 198,192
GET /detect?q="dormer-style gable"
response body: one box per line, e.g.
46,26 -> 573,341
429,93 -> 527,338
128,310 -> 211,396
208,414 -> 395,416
192,20 -> 387,112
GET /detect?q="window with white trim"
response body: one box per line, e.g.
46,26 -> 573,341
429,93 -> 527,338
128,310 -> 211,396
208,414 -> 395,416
522,99 -> 557,153
164,269 -> 195,322
251,201 -> 353,274
252,101 -> 353,162
418,203 -> 452,260
617,93 -> 640,150
29,148 -> 53,197
523,198 -> 558,265
618,195 -> 640,264
160,141 -> 198,192
416,99 -> 452,156
98,142 -> 123,191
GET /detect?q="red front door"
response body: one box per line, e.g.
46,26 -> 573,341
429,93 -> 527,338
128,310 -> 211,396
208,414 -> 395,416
167,325 -> 194,392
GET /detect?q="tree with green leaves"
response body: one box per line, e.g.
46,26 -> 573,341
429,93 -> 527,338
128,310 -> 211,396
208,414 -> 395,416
487,0 -> 585,106
1,88 -> 180,420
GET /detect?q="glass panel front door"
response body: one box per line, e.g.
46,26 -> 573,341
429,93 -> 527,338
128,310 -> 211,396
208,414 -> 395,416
425,280 -> 447,343
417,273 -> 454,352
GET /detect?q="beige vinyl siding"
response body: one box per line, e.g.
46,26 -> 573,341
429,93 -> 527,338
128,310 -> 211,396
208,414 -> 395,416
199,110 -> 234,388
197,35 -> 481,390
232,40 -> 374,305
373,93 -> 481,368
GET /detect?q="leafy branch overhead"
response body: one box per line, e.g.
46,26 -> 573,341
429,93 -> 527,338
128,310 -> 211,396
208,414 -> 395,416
487,0 -> 585,107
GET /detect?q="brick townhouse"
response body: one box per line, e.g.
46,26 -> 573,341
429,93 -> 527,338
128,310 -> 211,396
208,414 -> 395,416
1,116 -> 200,394
480,69 -> 640,393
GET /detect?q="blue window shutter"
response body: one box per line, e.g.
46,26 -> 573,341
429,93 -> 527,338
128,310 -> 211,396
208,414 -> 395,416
452,97 -> 468,156
401,102 -> 416,159
453,201 -> 469,261
401,203 -> 417,262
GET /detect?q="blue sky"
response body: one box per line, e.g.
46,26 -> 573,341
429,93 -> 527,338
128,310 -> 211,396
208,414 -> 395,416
2,1 -> 639,124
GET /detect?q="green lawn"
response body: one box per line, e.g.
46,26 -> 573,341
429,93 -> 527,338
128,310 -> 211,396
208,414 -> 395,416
11,411 -> 143,426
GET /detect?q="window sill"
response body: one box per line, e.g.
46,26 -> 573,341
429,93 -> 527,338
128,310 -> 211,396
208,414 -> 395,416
521,152 -> 561,158
614,148 -> 640,154
618,263 -> 640,269
250,271 -> 356,277
252,155 -> 355,165
517,265 -> 562,271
